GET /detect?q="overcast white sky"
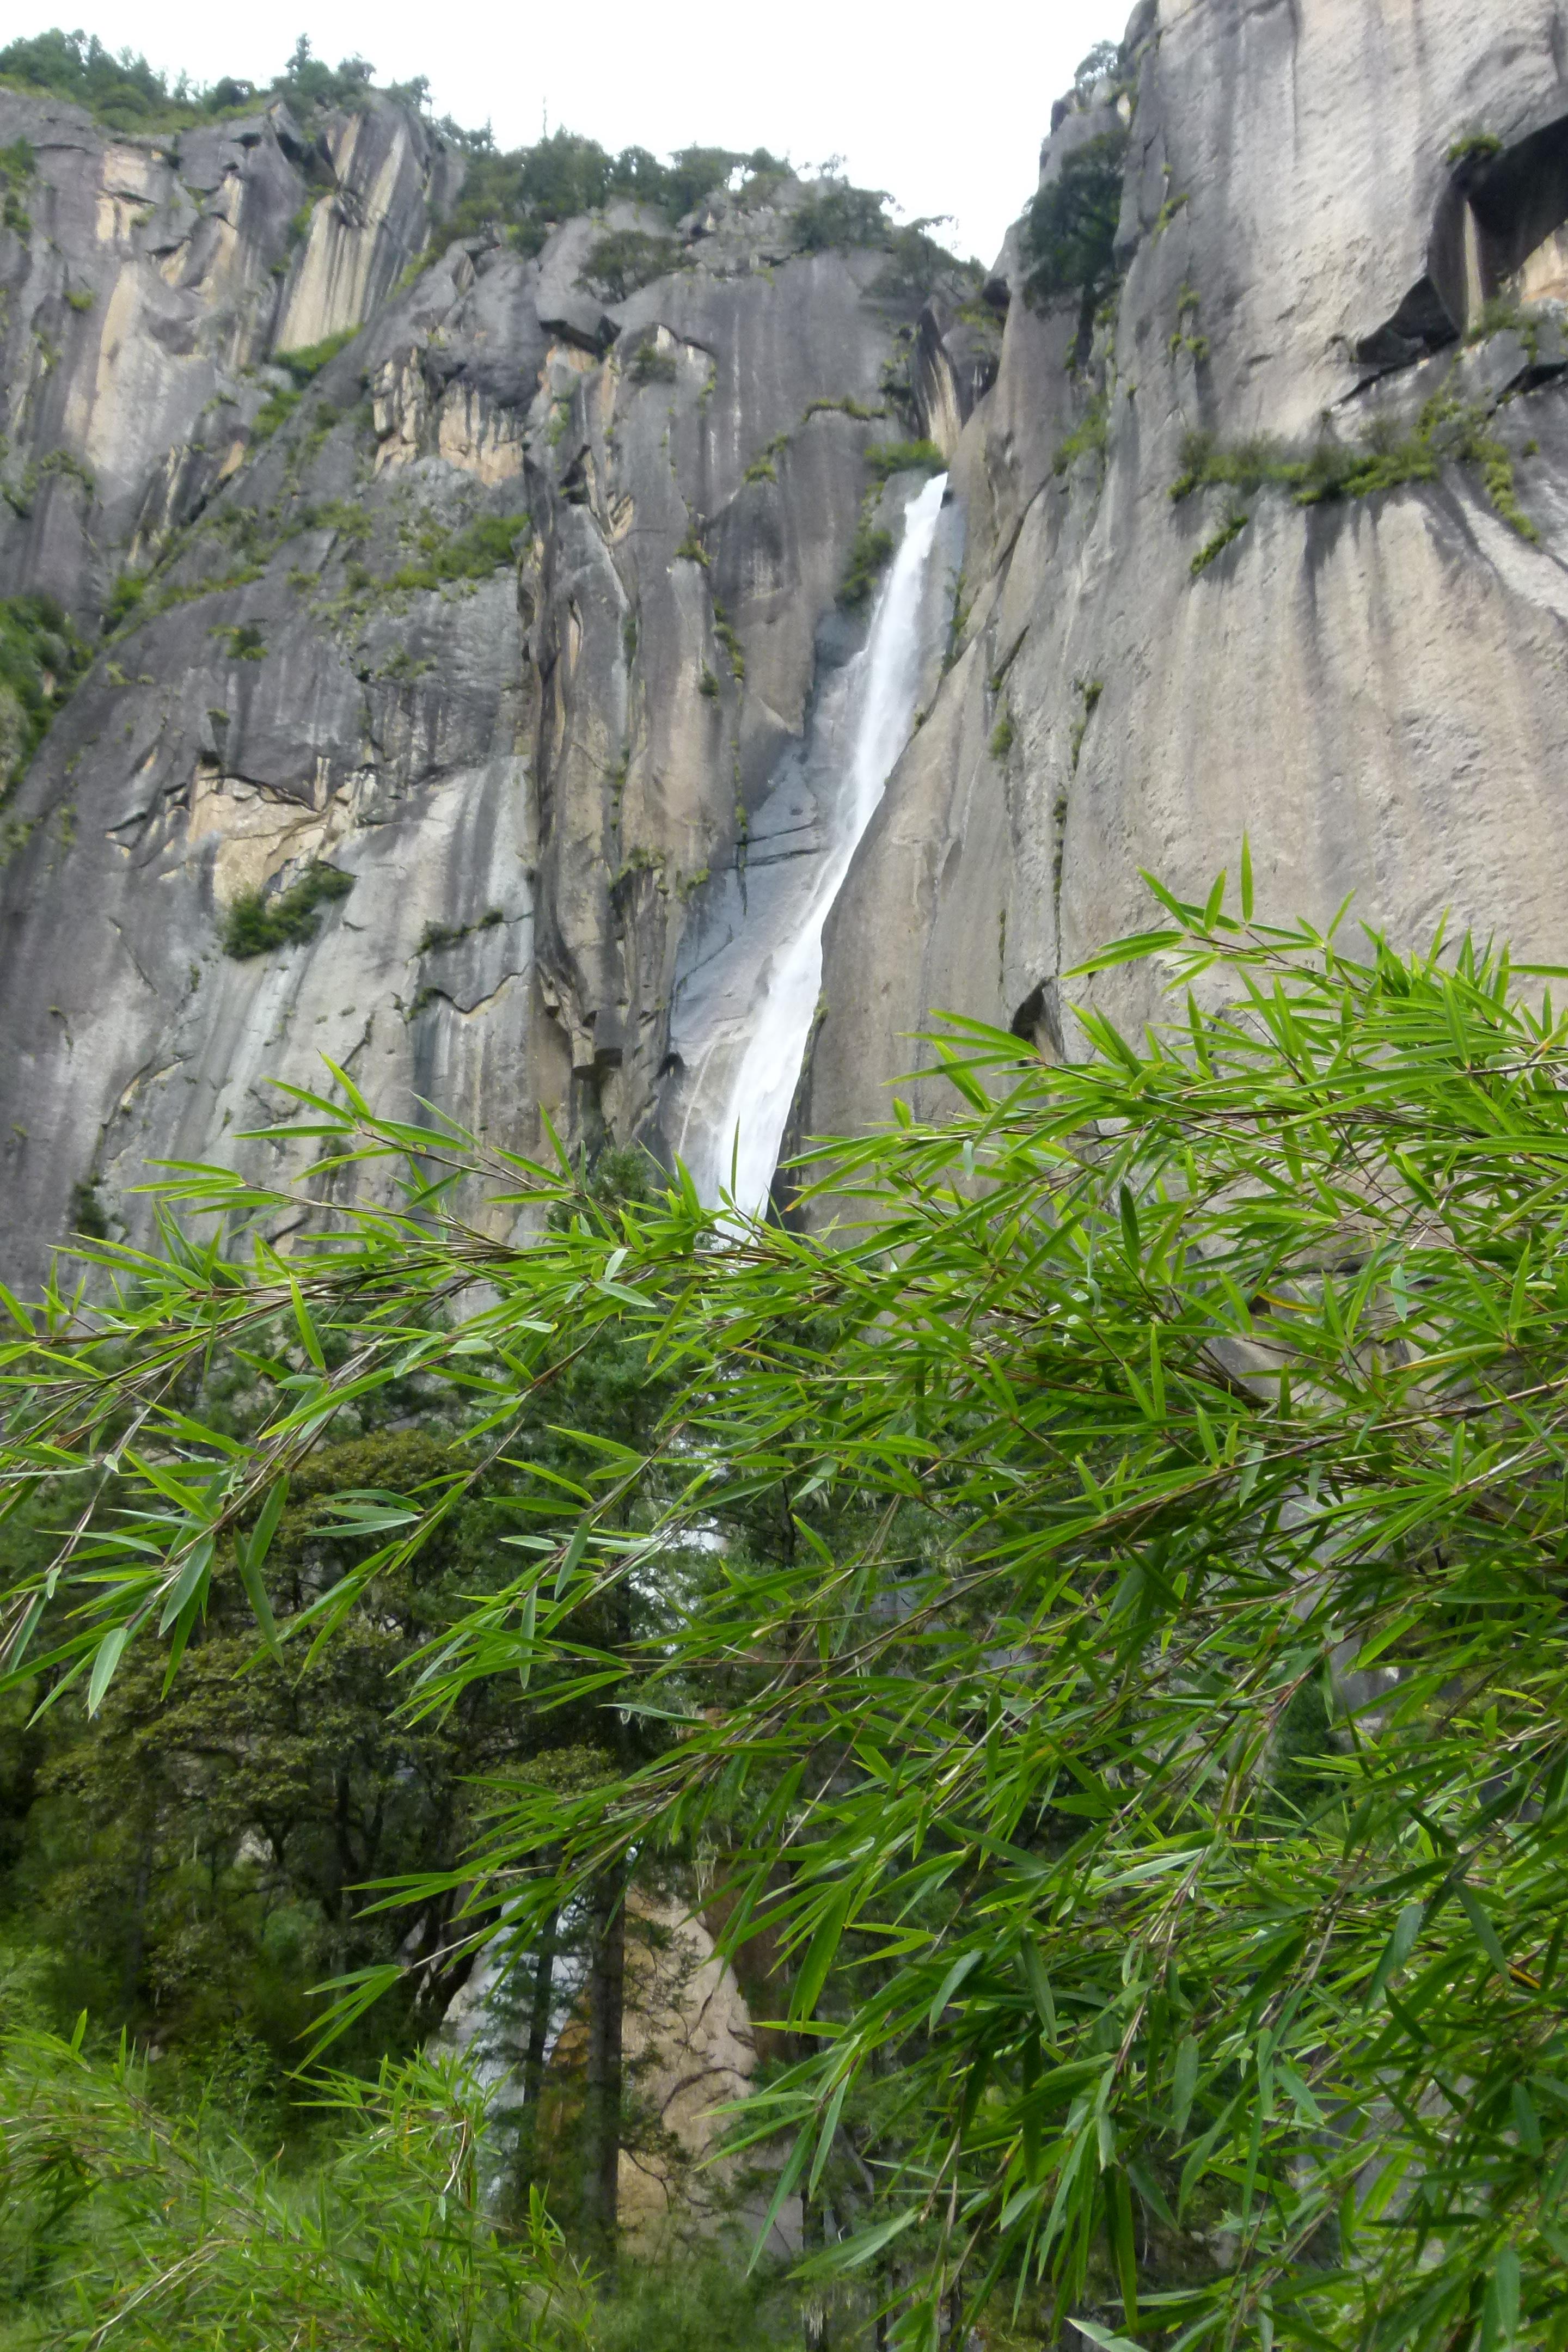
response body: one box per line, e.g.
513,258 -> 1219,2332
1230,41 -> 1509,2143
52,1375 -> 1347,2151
11,0 -> 1124,264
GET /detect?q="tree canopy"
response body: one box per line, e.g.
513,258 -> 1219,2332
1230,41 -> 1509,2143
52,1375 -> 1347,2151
1021,127 -> 1129,356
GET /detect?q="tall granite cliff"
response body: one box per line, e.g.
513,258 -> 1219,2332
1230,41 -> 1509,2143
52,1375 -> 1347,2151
807,0 -> 1568,1134
5,3 -> 1568,1280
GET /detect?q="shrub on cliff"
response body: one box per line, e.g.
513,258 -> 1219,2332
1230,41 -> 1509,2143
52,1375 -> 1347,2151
794,179 -> 893,253
8,876 -> 1568,2348
577,229 -> 682,303
220,862 -> 353,957
1022,125 -> 1129,357
0,593 -> 84,795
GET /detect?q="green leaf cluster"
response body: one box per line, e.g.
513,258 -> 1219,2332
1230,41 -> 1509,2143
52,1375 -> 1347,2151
11,879 -> 1568,2347
793,180 -> 895,254
0,28 -> 249,131
0,2031 -> 587,2347
220,862 -> 354,958
434,133 -> 784,257
1021,129 -> 1129,347
1170,381 -> 1540,542
0,138 -> 33,237
838,517 -> 895,609
275,329 -> 358,387
865,439 -> 946,481
577,230 -> 683,303
0,595 -> 84,797
382,512 -> 528,595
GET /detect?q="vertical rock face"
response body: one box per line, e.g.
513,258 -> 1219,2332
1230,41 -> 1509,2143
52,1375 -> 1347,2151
0,90 -> 444,620
807,0 -> 1568,1140
0,116 -> 940,1283
9,3 -> 1568,1282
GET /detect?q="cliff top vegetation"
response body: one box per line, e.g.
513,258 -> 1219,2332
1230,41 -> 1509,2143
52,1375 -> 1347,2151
0,29 -> 402,134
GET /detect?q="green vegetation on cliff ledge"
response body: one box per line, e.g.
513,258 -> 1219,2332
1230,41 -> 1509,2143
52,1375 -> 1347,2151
1447,130 -> 1504,168
0,28 -> 378,134
221,861 -> 354,957
275,329 -> 358,387
434,130 -> 785,258
1171,381 -> 1540,544
1051,390 -> 1110,476
864,437 -> 945,480
577,230 -> 683,302
0,139 -> 34,237
837,513 -> 895,608
10,882 -> 1568,2345
0,595 -> 84,795
383,511 -> 528,593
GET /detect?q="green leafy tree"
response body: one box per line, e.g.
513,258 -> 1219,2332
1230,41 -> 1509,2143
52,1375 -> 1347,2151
7,875 -> 1568,2348
0,29 -> 257,131
577,231 -> 683,304
1021,127 -> 1129,358
794,181 -> 893,254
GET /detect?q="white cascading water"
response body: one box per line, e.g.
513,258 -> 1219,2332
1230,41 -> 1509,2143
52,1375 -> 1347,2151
704,470 -> 949,1216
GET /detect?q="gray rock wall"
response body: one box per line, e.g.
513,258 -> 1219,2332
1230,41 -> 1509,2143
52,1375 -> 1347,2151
9,4 -> 1568,1283
0,91 -> 443,623
807,0 -> 1568,1141
0,128 -> 926,1283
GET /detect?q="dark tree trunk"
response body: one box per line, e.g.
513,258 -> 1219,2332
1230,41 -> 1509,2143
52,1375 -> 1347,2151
120,1830 -> 153,2014
523,1906 -> 558,2108
584,1865 -> 626,2256
801,2185 -> 830,2352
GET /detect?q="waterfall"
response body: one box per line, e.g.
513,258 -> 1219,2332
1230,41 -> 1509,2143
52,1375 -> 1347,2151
677,470 -> 950,1217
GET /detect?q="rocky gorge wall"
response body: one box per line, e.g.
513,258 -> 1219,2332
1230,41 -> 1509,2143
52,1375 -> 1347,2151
5,1 -> 1568,1286
807,0 -> 1568,1132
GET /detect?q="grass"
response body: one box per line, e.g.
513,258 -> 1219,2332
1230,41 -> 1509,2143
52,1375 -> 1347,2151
1190,509 -> 1248,575
1169,380 -> 1539,543
1169,282 -> 1209,363
712,604 -> 745,679
210,622 -> 266,661
838,516 -> 895,609
675,533 -> 710,568
250,386 -> 301,442
577,230 -> 682,302
1465,295 -> 1552,361
865,437 -> 945,480
383,514 -> 526,594
0,136 -> 33,237
1069,677 -> 1102,771
628,340 -> 678,385
989,709 -> 1015,758
0,593 -> 86,793
1447,132 -> 1503,167
416,909 -> 504,954
222,864 -> 354,958
1052,393 -> 1110,476
803,394 -> 885,423
275,329 -> 357,387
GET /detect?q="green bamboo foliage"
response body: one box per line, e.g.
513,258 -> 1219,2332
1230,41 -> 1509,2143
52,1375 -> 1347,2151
5,869 -> 1568,2348
0,2032 -> 587,2346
